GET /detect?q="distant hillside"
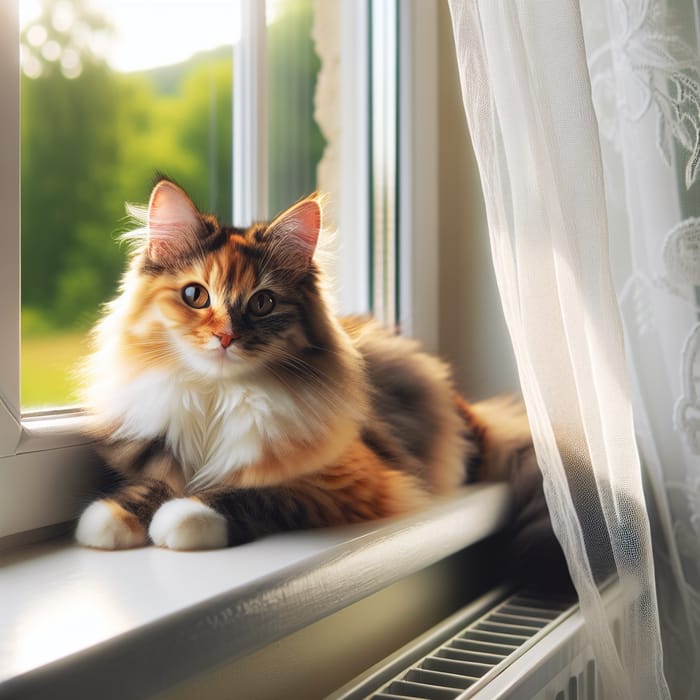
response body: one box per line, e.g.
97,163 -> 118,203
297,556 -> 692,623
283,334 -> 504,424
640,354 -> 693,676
137,45 -> 233,95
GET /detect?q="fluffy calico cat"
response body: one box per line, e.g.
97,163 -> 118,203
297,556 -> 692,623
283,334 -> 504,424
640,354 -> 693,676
75,178 -> 557,578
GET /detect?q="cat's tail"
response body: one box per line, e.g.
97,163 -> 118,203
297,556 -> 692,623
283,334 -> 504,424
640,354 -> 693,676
459,396 -> 532,483
456,395 -> 573,594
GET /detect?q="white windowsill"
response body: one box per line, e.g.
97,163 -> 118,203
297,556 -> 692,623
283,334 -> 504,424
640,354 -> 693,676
0,483 -> 511,700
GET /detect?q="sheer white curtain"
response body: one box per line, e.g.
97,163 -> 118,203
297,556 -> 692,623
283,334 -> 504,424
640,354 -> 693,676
447,1 -> 700,698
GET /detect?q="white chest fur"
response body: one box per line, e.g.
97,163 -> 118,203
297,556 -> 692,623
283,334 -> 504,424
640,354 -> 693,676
109,369 -> 314,487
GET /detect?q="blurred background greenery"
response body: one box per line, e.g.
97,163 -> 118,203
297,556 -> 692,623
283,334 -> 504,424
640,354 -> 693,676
20,0 -> 324,408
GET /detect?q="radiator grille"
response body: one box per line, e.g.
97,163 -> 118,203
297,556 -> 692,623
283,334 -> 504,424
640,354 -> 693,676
362,592 -> 577,700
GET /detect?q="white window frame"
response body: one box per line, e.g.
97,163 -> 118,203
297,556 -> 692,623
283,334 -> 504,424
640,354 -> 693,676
368,0 -> 439,351
398,0 -> 439,354
0,2 -> 102,545
0,0 -> 439,546
233,0 -> 268,226
337,0 -> 372,315
0,0 -> 21,459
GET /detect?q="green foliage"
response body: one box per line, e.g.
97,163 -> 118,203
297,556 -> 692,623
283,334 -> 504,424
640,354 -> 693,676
21,63 -> 126,320
174,59 -> 234,219
21,331 -> 86,409
268,0 -> 326,215
21,307 -> 56,337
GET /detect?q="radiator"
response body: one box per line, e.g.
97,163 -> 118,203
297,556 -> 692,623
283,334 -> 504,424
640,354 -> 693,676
329,584 -> 620,700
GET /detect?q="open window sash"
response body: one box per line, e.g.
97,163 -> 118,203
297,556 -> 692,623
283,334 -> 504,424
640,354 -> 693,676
0,0 -> 22,458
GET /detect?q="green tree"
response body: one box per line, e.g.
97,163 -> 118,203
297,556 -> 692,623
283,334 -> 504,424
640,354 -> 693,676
170,58 -> 234,221
268,0 -> 326,215
21,0 -> 125,328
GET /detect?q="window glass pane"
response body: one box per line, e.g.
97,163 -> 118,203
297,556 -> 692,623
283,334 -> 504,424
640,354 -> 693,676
267,0 -> 325,216
20,0 -> 235,410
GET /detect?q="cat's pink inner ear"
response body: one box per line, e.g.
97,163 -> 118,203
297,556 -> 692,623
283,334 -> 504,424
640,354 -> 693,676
269,197 -> 321,261
147,181 -> 202,261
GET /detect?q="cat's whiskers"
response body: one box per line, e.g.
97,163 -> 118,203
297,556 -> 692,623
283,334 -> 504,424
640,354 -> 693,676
265,353 -> 349,417
275,359 -> 338,401
262,364 -> 334,427
123,340 -> 179,360
263,346 -> 331,386
255,342 -> 345,404
264,340 -> 336,375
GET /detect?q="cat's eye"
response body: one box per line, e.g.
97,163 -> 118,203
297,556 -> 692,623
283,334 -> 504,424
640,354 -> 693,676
248,290 -> 276,317
182,284 -> 210,309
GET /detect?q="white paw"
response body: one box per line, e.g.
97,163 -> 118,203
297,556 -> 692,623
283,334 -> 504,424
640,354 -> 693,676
149,499 -> 228,550
75,500 -> 146,550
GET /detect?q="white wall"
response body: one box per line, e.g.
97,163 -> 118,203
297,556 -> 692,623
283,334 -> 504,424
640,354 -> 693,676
436,2 -> 520,401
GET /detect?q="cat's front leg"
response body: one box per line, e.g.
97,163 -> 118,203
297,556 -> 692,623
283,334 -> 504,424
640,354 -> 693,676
148,485 -> 306,550
148,496 -> 228,550
76,477 -> 181,550
76,437 -> 187,549
149,446 -> 429,551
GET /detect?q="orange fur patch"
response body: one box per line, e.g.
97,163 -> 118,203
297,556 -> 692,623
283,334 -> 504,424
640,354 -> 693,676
105,499 -> 147,539
468,396 -> 532,481
217,412 -> 362,490
307,439 -> 429,522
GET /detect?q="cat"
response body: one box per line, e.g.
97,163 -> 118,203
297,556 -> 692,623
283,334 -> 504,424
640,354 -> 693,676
75,177 -> 565,589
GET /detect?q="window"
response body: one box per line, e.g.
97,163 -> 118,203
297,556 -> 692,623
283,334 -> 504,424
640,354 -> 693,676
19,0 -> 328,411
1,0 -> 439,545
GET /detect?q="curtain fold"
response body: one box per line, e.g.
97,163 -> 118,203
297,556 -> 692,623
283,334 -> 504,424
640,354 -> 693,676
447,0 -> 700,697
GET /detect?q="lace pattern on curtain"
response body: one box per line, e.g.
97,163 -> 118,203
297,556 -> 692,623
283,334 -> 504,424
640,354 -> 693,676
585,2 -> 700,697
448,0 -> 700,698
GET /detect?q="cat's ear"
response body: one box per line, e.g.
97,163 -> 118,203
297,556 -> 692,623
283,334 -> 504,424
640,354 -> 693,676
147,180 -> 203,263
265,194 -> 322,265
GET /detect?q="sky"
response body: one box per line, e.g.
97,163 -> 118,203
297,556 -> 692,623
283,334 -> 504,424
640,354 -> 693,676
20,0 -> 245,73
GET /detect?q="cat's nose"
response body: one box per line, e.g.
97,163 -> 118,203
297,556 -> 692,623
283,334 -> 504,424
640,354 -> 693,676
217,334 -> 236,348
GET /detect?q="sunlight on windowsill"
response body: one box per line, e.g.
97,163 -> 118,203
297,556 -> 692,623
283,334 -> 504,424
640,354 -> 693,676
0,484 -> 510,698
